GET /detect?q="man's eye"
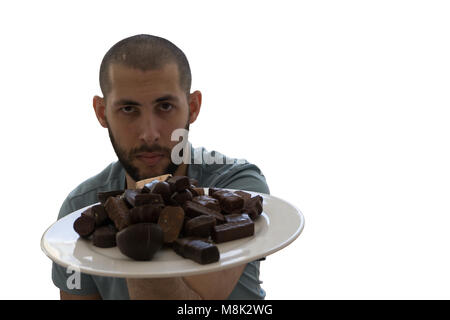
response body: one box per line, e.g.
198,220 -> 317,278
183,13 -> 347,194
159,103 -> 173,112
121,106 -> 136,114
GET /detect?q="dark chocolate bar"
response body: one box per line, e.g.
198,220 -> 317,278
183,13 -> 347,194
235,190 -> 252,200
104,196 -> 131,231
192,195 -> 221,212
184,215 -> 216,238
183,201 -> 225,224
116,223 -> 163,261
217,191 -> 245,215
173,238 -> 219,264
212,216 -> 254,243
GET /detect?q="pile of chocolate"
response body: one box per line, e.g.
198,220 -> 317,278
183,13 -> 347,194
73,176 -> 263,264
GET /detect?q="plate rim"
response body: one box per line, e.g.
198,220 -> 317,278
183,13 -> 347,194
41,188 -> 305,278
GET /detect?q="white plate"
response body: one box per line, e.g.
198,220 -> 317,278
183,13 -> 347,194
41,189 -> 305,278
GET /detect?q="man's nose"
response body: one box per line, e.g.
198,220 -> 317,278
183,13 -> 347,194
138,116 -> 161,144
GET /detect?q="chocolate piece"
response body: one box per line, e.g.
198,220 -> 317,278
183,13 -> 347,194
183,201 -> 226,223
184,215 -> 216,238
212,216 -> 254,243
170,189 -> 193,206
149,181 -> 172,204
97,190 -> 124,205
212,190 -> 245,214
242,195 -> 263,220
157,206 -> 185,243
116,223 -> 163,261
123,189 -> 163,207
82,204 -> 109,227
235,191 -> 252,200
104,196 -> 131,231
167,175 -> 191,192
73,214 -> 95,238
92,224 -> 118,248
173,238 -> 219,264
129,203 -> 164,224
192,195 -> 221,212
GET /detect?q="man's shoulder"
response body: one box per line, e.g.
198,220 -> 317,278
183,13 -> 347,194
188,146 -> 270,194
58,161 -> 125,219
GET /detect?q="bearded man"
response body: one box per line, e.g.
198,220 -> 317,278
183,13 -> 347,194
52,34 -> 270,300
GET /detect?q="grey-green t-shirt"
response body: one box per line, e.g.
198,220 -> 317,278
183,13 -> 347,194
51,146 -> 270,300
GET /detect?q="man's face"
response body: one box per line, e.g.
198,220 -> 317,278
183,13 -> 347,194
101,63 -> 194,182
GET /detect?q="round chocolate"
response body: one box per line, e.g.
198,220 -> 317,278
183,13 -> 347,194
116,223 -> 163,261
93,224 -> 118,248
73,214 -> 95,238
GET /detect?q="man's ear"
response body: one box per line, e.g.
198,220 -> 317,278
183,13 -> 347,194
93,95 -> 108,128
188,90 -> 202,124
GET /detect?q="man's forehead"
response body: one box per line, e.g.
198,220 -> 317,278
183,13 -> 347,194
107,62 -> 184,101
108,62 -> 180,85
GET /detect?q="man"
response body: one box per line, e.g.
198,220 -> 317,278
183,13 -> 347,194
52,34 -> 270,300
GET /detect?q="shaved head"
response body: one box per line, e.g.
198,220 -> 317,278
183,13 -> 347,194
99,34 -> 192,101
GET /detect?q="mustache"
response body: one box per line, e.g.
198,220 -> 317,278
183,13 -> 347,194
129,144 -> 172,157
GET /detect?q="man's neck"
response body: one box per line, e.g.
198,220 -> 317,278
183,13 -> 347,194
125,163 -> 188,189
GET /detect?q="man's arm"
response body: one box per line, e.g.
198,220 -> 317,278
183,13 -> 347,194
126,264 -> 246,300
60,290 -> 102,300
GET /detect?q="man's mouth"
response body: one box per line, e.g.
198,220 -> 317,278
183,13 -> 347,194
135,152 -> 165,166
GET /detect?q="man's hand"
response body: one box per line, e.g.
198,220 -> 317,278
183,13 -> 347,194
60,290 -> 102,300
183,264 -> 247,299
126,264 -> 246,300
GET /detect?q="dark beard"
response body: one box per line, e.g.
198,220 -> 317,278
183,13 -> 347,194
106,118 -> 190,182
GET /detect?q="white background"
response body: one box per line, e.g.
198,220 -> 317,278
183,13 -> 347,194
0,0 -> 449,299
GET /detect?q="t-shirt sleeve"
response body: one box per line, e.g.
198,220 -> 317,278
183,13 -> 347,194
51,196 -> 100,296
213,163 -> 270,195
